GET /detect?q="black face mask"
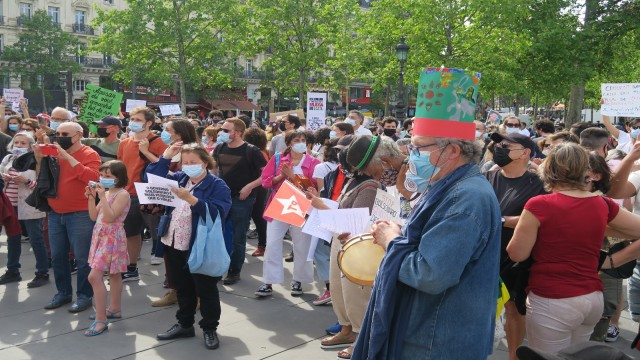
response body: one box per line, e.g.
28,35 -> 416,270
53,136 -> 74,150
279,122 -> 287,132
493,147 -> 514,168
383,128 -> 397,137
97,128 -> 110,138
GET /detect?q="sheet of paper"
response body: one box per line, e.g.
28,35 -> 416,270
3,88 -> 23,103
301,199 -> 339,241
307,236 -> 319,261
146,173 -> 179,188
317,207 -> 371,238
134,182 -> 184,207
125,99 -> 147,112
159,104 -> 182,116
601,83 -> 640,117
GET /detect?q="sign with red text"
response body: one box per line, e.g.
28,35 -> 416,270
306,92 -> 327,131
264,180 -> 311,227
601,83 -> 640,117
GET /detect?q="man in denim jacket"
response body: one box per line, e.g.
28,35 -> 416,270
354,68 -> 501,359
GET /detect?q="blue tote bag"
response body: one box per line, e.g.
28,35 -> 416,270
187,203 -> 230,277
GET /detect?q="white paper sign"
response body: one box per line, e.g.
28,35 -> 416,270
3,88 -> 23,103
125,99 -> 147,113
134,182 -> 183,207
11,102 -> 20,113
159,104 -> 182,116
302,199 -> 339,241
146,173 -> 179,188
369,188 -> 402,226
318,207 -> 371,238
306,92 -> 327,131
601,83 -> 640,117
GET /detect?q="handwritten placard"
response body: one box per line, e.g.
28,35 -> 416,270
125,99 -> 147,113
601,83 -> 640,117
159,104 -> 182,116
369,189 -> 401,225
3,88 -> 23,103
78,84 -> 123,125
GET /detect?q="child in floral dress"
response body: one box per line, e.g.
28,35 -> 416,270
84,161 -> 130,336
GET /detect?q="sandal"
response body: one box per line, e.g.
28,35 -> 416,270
337,345 -> 354,359
320,332 -> 357,349
89,308 -> 122,320
84,321 -> 108,337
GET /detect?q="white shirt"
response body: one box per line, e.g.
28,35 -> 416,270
355,126 -> 373,136
616,130 -> 633,154
293,154 -> 306,175
312,162 -> 339,181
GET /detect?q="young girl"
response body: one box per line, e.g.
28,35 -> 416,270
84,160 -> 131,336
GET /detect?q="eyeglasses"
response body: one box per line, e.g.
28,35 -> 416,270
497,142 -> 525,151
504,123 -> 519,128
407,143 -> 438,157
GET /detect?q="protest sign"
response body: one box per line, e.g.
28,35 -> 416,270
306,92 -> 326,131
302,199 -> 339,241
269,109 -> 305,122
125,99 -> 147,113
601,83 -> 640,117
3,88 -> 23,103
134,183 -> 183,208
263,180 -> 311,227
369,189 -> 402,225
159,104 -> 182,116
77,84 -> 123,125
318,208 -> 370,238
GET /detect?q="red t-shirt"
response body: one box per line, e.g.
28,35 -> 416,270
525,193 -> 619,299
49,145 -> 101,214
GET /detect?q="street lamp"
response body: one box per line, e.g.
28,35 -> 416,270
395,36 -> 410,121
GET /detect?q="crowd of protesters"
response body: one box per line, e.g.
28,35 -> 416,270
2,94 -> 640,359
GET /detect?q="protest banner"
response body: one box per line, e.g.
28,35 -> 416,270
125,99 -> 147,113
77,84 -> 123,126
263,180 -> 311,227
269,109 -> 305,122
369,188 -> 402,225
3,88 -> 24,103
306,92 -> 327,131
601,83 -> 640,117
134,183 -> 183,208
159,104 -> 182,116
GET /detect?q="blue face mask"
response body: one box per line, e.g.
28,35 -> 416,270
8,124 -> 19,132
160,130 -> 172,144
345,119 -> 356,127
49,121 -> 61,131
217,131 -> 231,144
329,131 -> 337,139
483,133 -> 489,139
292,142 -> 307,154
129,121 -> 144,133
12,147 -> 28,156
99,177 -> 116,189
182,164 -> 204,178
631,128 -> 640,140
404,173 -> 429,193
408,150 -> 441,182
201,136 -> 208,144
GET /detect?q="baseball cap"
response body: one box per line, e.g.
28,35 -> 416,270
490,132 -> 535,154
92,116 -> 122,127
516,342 -> 632,360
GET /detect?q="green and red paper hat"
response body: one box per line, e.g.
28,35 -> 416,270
413,67 -> 481,140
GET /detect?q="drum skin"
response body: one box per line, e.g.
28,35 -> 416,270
337,234 -> 385,286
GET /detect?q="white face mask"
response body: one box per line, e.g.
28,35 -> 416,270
542,149 -> 550,156
506,127 -> 519,135
475,130 -> 482,138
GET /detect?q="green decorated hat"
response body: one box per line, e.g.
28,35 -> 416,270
413,67 -> 481,140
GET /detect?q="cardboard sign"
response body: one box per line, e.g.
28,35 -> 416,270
125,99 -> 147,113
263,180 -> 312,227
159,104 -> 182,116
306,92 -> 327,131
134,183 -> 183,207
78,84 -> 123,125
601,83 -> 640,117
369,188 -> 402,225
269,109 -> 305,122
3,88 -> 23,103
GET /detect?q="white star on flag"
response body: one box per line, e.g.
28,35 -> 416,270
276,195 -> 305,218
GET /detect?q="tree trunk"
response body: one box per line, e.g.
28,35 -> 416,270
566,83 -> 585,126
41,85 -> 47,113
298,69 -> 305,109
178,78 -> 187,115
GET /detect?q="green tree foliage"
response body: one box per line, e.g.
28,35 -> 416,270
92,0 -> 250,113
1,10 -> 80,112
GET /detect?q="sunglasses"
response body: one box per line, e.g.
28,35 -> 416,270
631,125 -> 640,130
497,142 -> 525,151
55,132 -> 77,137
219,128 -> 232,133
504,123 -> 519,128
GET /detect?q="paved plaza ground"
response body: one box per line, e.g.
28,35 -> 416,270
0,235 -> 639,359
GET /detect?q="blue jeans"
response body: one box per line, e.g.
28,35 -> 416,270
48,211 -> 95,299
6,214 -> 48,274
227,196 -> 256,275
313,237 -> 331,282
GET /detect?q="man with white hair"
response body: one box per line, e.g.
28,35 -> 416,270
49,107 -> 71,131
34,121 -> 101,313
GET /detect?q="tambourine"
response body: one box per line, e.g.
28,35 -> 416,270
337,233 -> 385,287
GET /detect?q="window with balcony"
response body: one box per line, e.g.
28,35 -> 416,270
48,7 -> 60,24
74,10 -> 86,32
76,44 -> 86,65
245,59 -> 253,77
74,80 -> 87,92
19,3 -> 32,18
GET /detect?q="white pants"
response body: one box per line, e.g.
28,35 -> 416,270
526,290 -> 603,353
262,219 -> 314,284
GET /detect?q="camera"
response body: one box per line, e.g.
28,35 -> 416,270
88,181 -> 98,188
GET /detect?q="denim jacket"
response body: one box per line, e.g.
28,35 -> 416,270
398,165 -> 501,359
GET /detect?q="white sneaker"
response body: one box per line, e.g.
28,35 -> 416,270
150,256 -> 164,265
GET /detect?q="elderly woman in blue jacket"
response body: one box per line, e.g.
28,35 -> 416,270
146,142 -> 231,351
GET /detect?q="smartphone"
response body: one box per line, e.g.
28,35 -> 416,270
39,144 -> 59,156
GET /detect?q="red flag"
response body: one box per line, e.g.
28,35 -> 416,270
264,180 -> 311,227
